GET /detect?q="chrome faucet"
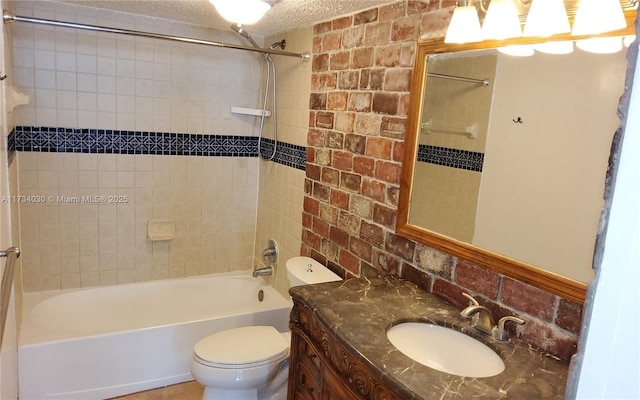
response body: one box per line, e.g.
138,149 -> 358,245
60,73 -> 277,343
252,265 -> 274,277
460,292 -> 525,341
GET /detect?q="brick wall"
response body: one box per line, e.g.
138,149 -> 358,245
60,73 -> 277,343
301,1 -> 581,361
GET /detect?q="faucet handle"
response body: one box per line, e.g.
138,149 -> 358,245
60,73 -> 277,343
462,292 -> 480,306
492,316 -> 525,341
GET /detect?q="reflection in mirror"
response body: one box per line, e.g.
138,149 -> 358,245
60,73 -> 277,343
397,12 -> 637,304
409,47 -> 627,284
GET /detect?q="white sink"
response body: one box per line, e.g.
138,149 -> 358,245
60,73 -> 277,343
387,322 -> 505,377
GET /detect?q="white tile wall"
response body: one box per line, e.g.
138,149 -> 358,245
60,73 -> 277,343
254,161 -> 306,298
8,0 -> 264,134
260,27 -> 313,148
18,152 -> 258,291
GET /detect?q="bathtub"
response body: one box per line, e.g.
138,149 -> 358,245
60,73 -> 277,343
18,272 -> 292,400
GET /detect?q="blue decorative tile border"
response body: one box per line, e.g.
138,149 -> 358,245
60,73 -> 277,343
417,144 -> 484,172
260,138 -> 306,171
9,126 -> 306,171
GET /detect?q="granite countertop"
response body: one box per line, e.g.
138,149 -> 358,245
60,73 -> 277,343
289,275 -> 569,399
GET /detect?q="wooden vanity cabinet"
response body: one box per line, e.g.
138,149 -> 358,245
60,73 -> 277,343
288,299 -> 402,400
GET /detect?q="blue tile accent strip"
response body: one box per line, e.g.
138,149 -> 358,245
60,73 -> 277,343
260,138 -> 306,171
9,126 -> 307,171
7,128 -> 16,166
417,144 -> 484,172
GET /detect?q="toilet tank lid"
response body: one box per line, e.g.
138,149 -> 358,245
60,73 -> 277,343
286,256 -> 342,285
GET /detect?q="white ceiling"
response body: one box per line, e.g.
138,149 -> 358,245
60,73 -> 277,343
61,0 -> 396,37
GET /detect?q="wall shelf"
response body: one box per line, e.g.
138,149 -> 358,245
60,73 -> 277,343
231,107 -> 271,117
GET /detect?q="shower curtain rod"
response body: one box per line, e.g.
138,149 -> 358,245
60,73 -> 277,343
427,72 -> 490,86
2,11 -> 310,61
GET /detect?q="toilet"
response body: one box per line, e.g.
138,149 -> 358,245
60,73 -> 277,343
190,257 -> 342,400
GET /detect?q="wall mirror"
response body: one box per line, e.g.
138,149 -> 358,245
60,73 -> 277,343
397,10 -> 637,304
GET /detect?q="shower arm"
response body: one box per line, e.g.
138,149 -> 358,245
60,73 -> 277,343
2,11 -> 310,62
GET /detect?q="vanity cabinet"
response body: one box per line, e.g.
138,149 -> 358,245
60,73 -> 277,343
288,299 -> 401,400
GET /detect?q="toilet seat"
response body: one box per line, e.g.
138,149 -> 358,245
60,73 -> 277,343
193,326 -> 289,369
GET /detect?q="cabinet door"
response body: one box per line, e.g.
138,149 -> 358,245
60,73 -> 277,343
322,363 -> 363,400
292,360 -> 322,400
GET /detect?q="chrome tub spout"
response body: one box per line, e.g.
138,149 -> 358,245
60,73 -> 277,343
252,266 -> 274,277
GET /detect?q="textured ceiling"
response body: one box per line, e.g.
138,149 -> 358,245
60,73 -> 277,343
61,0 -> 396,37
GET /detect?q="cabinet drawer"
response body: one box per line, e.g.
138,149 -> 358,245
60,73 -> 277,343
297,333 -> 322,371
292,359 -> 322,400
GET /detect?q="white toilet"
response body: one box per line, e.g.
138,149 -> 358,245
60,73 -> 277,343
190,257 -> 342,400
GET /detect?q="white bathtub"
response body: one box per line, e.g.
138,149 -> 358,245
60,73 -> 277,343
18,272 -> 292,400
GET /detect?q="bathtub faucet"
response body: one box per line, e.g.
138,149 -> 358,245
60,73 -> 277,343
252,265 -> 274,278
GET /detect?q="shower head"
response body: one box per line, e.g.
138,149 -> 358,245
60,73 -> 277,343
231,23 -> 250,39
230,23 -> 261,49
270,39 -> 286,50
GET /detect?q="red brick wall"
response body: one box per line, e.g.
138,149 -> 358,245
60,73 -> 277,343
301,1 -> 581,361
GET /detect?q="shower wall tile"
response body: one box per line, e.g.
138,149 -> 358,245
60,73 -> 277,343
9,0 -> 262,134
254,27 -> 313,297
18,152 -> 259,291
261,27 -> 314,149
254,161 -> 306,298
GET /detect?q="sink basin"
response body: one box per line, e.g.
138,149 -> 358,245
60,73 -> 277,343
387,322 -> 505,377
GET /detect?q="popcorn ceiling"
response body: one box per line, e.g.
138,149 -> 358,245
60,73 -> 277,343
61,0 -> 394,37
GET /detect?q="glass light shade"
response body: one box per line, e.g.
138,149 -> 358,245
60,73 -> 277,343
624,35 -> 636,47
523,0 -> 570,37
498,44 -> 535,57
445,5 -> 483,44
572,0 -> 626,36
209,0 -> 272,25
482,0 -> 522,41
534,41 -> 574,55
576,37 -> 623,54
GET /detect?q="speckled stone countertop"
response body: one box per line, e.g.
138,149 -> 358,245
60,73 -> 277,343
289,275 -> 569,399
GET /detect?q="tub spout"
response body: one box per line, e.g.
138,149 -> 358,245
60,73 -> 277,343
252,266 -> 274,277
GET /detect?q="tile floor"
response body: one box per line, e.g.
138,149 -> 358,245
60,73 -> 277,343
110,381 -> 203,400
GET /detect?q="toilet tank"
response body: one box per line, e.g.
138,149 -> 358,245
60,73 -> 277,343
286,257 -> 342,287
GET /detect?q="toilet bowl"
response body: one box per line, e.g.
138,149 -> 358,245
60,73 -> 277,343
190,257 -> 341,400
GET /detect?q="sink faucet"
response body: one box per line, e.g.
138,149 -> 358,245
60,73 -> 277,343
460,293 -> 496,336
460,293 -> 525,340
493,316 -> 526,341
252,265 -> 274,277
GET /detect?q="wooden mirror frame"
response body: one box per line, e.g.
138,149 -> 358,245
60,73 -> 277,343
397,10 -> 637,304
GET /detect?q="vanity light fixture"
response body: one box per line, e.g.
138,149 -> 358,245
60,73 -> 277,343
445,0 -> 630,46
444,1 -> 483,43
209,0 -> 272,25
